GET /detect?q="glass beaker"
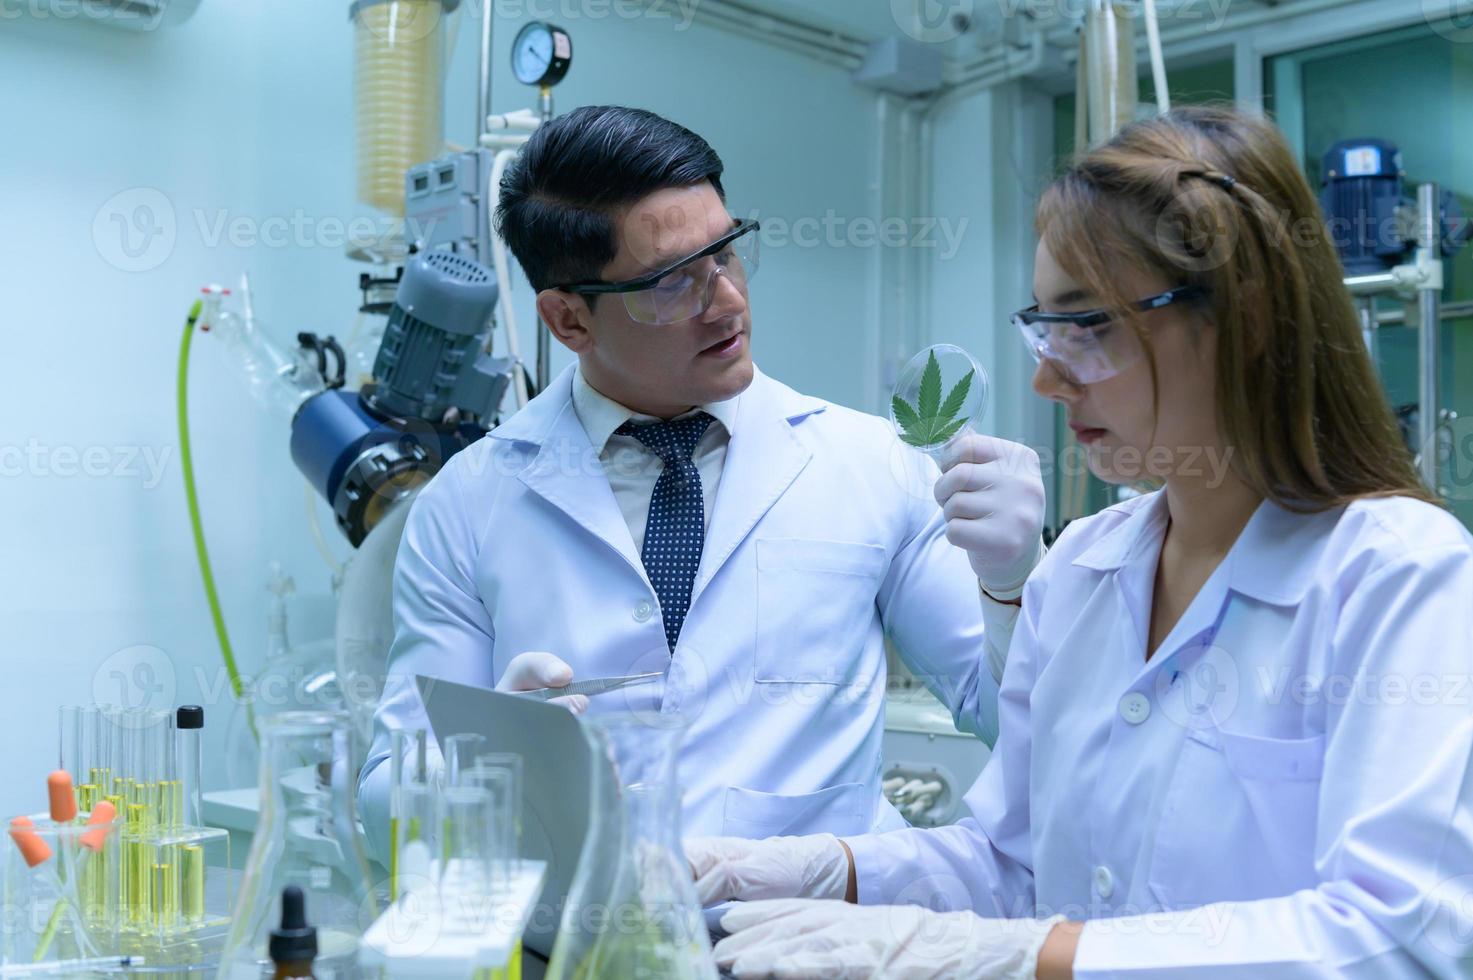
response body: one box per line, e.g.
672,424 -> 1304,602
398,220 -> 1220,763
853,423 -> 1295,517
545,713 -> 716,980
218,711 -> 379,980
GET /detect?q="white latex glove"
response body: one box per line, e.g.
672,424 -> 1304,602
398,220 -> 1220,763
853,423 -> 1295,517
685,835 -> 850,907
495,651 -> 588,714
935,434 -> 1046,600
716,899 -> 1064,980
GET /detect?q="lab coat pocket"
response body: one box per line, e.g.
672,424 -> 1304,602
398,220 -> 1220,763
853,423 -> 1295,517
754,538 -> 887,684
1147,728 -> 1324,910
721,781 -> 872,839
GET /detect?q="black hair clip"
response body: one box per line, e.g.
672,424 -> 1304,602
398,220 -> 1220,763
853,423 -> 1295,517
1181,167 -> 1239,193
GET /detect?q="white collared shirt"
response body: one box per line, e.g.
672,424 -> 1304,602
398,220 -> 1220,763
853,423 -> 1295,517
845,489 -> 1473,977
570,366 -> 739,553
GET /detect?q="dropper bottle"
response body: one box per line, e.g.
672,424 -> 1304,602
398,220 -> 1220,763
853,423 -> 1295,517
269,885 -> 318,979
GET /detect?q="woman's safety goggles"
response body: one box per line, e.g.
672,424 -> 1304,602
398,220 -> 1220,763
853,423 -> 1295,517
1012,285 -> 1206,384
561,219 -> 761,326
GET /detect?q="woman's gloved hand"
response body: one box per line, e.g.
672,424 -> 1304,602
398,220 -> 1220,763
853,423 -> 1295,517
495,651 -> 589,714
715,898 -> 1064,980
934,434 -> 1046,601
684,835 -> 851,907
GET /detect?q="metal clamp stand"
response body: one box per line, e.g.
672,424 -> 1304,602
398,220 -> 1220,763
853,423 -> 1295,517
1342,182 -> 1445,493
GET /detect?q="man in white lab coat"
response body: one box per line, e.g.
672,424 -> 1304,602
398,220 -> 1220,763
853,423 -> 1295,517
358,106 -> 1046,862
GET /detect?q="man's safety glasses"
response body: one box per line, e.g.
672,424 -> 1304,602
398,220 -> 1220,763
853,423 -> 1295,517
1012,285 -> 1206,384
560,218 -> 761,326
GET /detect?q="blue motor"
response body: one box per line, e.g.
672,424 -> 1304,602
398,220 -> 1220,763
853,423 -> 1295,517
1320,138 -> 1470,276
290,251 -> 511,546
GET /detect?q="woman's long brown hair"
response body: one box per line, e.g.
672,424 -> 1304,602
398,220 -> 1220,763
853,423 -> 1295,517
1037,104 -> 1437,511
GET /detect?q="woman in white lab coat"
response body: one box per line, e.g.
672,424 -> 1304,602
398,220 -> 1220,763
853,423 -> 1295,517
688,104 -> 1473,978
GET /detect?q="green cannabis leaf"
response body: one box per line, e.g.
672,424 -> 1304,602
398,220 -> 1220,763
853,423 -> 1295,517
893,349 -> 974,449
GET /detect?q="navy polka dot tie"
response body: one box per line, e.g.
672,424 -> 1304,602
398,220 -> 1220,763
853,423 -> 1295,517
617,412 -> 715,653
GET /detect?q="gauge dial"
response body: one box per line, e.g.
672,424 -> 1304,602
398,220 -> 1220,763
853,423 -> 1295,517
512,22 -> 572,87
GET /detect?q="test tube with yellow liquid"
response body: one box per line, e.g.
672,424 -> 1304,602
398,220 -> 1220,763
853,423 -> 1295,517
389,729 -> 434,900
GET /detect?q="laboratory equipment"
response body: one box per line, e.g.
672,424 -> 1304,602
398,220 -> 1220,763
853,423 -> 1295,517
440,734 -> 486,788
510,21 -> 573,87
1078,1 -> 1138,149
225,565 -> 344,789
416,676 -> 594,958
197,286 -> 327,420
352,0 -> 457,218
177,706 -> 203,829
2,807 -> 120,967
1319,139 -> 1470,277
889,345 -> 989,456
515,671 -> 664,702
545,712 -> 717,980
1319,144 -> 1471,492
334,496 -> 412,758
388,729 -> 435,902
270,886 -> 318,980
359,856 -> 545,980
286,250 -> 510,546
41,705 -> 235,969
360,739 -> 538,979
8,713 -> 231,976
881,688 -> 991,828
219,711 -> 378,980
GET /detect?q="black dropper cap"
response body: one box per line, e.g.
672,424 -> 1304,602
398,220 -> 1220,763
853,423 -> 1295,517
269,886 -> 317,963
176,705 -> 204,730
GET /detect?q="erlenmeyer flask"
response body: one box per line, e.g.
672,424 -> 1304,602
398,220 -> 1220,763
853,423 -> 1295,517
546,713 -> 716,980
218,711 -> 380,979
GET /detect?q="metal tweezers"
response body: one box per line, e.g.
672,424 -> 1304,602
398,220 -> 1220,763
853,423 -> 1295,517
514,671 -> 664,701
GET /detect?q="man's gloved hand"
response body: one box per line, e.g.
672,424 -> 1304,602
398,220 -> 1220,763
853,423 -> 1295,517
715,898 -> 1065,980
935,434 -> 1046,601
684,835 -> 851,907
495,651 -> 588,714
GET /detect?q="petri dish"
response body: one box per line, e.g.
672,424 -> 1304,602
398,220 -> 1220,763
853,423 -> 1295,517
889,344 -> 989,457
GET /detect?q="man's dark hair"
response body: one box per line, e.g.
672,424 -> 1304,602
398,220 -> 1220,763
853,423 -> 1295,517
495,105 -> 726,293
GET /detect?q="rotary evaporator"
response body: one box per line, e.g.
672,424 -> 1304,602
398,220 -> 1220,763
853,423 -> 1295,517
177,5 -> 577,780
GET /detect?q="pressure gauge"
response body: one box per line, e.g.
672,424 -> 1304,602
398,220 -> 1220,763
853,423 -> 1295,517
512,21 -> 572,87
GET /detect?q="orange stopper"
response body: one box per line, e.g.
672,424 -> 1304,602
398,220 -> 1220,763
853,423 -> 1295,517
9,816 -> 51,868
47,772 -> 76,824
80,801 -> 116,852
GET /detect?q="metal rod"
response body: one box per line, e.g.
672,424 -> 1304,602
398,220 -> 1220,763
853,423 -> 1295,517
1373,300 -> 1473,326
1417,182 -> 1442,490
477,0 -> 493,143
1344,271 -> 1401,296
1357,296 -> 1379,369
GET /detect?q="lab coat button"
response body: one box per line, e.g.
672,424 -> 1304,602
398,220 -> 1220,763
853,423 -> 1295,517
1093,865 -> 1115,899
1118,692 -> 1150,725
633,600 -> 654,623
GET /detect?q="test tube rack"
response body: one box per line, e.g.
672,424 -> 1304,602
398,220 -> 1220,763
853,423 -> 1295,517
16,704 -> 238,971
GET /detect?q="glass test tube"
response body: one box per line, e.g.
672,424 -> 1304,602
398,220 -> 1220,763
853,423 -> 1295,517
154,857 -> 179,931
476,752 -> 523,862
79,706 -> 104,813
389,729 -> 431,900
182,844 -> 206,924
59,704 -> 80,779
103,707 -> 125,800
464,756 -> 521,893
443,733 -> 488,788
126,803 -> 149,927
174,706 -> 199,828
439,785 -> 496,898
176,705 -> 204,829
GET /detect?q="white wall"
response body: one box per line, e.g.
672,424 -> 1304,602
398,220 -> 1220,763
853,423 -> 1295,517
0,1 -> 888,817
